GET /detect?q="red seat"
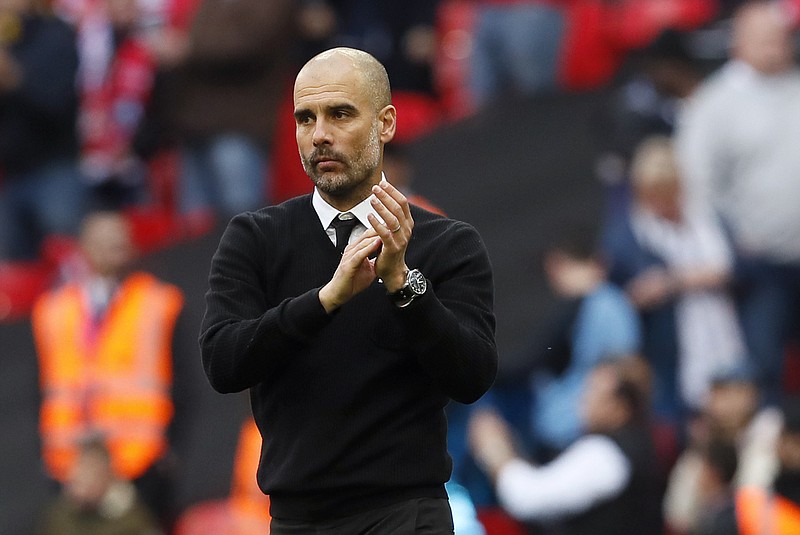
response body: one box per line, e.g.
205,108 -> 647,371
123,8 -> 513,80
0,260 -> 56,322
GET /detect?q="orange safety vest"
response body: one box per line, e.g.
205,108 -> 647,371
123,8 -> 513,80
33,272 -> 183,481
229,418 -> 271,535
737,486 -> 800,535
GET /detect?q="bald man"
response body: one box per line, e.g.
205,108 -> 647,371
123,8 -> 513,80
200,48 -> 497,533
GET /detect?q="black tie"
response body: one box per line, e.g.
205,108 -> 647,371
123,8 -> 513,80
330,213 -> 359,255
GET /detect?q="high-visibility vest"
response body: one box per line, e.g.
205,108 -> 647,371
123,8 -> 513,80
737,486 -> 800,535
33,272 -> 183,481
229,418 -> 271,535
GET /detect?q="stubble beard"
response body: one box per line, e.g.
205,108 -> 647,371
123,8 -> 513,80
301,122 -> 381,200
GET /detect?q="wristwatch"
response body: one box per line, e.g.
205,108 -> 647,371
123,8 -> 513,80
388,269 -> 427,307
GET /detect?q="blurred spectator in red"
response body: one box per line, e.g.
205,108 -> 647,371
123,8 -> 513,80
675,0 -> 800,405
602,136 -> 746,420
165,0 -> 295,223
469,0 -> 717,108
32,210 -> 184,523
469,357 -> 663,535
56,0 -> 159,207
37,434 -> 164,535
0,0 -> 86,260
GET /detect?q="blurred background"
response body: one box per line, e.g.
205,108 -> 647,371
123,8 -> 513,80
2,0 -> 800,533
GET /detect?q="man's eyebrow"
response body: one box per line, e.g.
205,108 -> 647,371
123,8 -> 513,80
294,108 -> 314,121
328,103 -> 359,115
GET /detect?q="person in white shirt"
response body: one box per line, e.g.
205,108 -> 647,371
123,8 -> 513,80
674,1 -> 800,404
468,357 -> 663,535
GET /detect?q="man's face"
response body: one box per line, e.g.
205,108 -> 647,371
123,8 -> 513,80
293,56 -> 383,201
734,4 -> 794,75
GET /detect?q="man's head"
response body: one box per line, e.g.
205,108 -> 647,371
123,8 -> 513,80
581,359 -> 648,434
543,224 -> 605,298
704,365 -> 760,441
630,136 -> 682,223
64,436 -> 115,511
293,47 -> 397,210
79,211 -> 135,279
731,1 -> 794,75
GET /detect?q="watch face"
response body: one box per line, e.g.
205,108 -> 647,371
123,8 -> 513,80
408,269 -> 427,295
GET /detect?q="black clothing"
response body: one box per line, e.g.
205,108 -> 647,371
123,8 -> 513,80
270,497 -> 454,534
200,195 -> 497,521
563,424 -> 664,535
0,15 -> 79,174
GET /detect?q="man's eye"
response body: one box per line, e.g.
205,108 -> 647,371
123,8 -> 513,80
333,110 -> 348,119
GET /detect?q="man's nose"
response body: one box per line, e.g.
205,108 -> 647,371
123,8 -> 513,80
312,119 -> 332,146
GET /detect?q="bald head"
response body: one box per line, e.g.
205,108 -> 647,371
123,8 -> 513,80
732,1 -> 794,75
296,47 -> 392,112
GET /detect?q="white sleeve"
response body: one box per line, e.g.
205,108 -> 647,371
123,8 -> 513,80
494,435 -> 631,522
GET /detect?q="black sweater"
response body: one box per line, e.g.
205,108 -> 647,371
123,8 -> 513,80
200,195 -> 498,520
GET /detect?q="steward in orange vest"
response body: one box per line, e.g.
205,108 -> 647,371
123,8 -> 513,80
32,211 -> 183,484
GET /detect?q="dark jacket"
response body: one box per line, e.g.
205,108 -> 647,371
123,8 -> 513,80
200,196 -> 498,520
0,15 -> 79,174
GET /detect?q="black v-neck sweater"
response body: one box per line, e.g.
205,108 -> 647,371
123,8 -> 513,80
200,195 -> 497,520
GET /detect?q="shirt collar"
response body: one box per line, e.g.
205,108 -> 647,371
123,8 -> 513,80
311,173 -> 388,229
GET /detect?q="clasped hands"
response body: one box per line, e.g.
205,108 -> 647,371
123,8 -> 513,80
318,179 -> 413,313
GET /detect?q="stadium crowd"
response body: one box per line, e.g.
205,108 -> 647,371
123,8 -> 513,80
2,0 -> 800,534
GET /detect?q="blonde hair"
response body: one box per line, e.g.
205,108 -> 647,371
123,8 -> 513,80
629,135 -> 680,191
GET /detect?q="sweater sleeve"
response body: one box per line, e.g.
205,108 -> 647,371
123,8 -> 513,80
397,221 -> 498,404
199,213 -> 332,393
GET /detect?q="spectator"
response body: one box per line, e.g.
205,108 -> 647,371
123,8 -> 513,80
37,434 -> 164,535
735,395 -> 800,534
59,0 -> 159,207
170,0 -> 296,221
469,357 -> 664,534
675,0 -> 800,403
523,225 -> 641,455
603,136 -> 746,419
296,0 -> 440,95
0,0 -> 85,260
31,210 -> 184,523
469,0 -> 717,108
663,364 -> 782,533
594,30 -> 705,206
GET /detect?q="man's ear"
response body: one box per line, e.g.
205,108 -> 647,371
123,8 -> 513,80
378,105 -> 397,144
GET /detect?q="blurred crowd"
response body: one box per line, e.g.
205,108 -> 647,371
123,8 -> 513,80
3,0 -> 800,534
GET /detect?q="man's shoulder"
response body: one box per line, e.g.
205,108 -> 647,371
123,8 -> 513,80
411,205 -> 477,236
230,195 -> 314,229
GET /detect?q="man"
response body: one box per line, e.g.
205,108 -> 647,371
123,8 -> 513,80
0,0 -> 85,259
37,435 -> 164,535
675,0 -> 800,403
32,210 -> 184,519
200,47 -> 497,533
468,357 -> 663,535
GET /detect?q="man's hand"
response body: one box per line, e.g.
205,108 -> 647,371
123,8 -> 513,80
367,179 -> 414,293
318,231 -> 382,313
